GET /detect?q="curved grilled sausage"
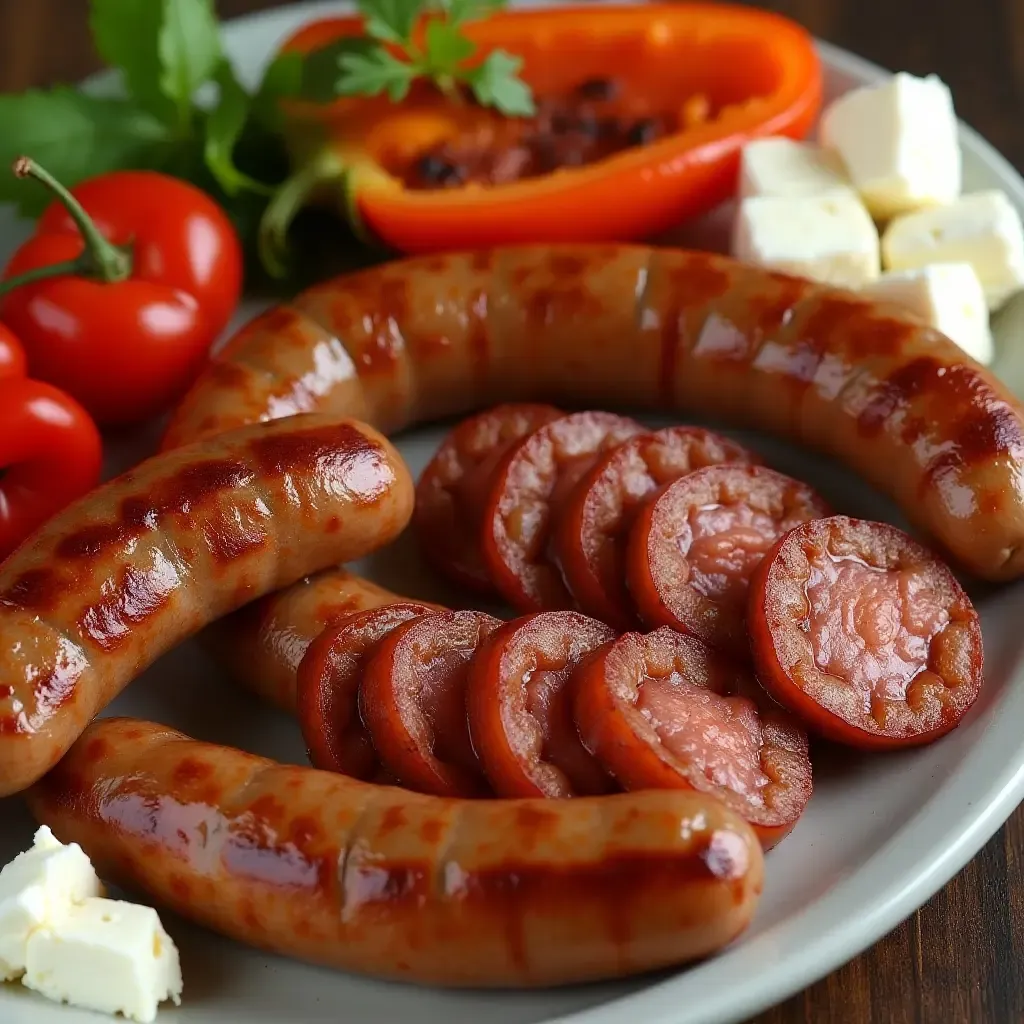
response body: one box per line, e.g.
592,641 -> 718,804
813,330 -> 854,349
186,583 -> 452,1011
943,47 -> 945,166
27,717 -> 764,988
202,568 -> 433,711
0,416 -> 413,797
163,245 -> 1024,582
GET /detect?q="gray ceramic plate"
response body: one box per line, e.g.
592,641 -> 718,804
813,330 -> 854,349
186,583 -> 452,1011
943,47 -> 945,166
2,2 -> 1024,1022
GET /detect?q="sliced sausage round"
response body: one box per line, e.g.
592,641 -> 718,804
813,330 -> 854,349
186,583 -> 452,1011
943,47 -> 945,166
296,603 -> 436,778
359,610 -> 502,797
466,611 -> 617,799
748,516 -> 984,749
481,411 -> 645,612
627,464 -> 830,658
573,627 -> 812,849
414,403 -> 563,593
554,427 -> 760,629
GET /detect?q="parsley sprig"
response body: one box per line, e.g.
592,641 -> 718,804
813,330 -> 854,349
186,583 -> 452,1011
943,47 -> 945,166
336,0 -> 534,116
0,0 -> 299,220
0,0 -> 536,285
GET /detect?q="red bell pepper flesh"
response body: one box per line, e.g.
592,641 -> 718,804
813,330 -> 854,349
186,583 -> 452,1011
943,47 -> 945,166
278,4 -> 823,252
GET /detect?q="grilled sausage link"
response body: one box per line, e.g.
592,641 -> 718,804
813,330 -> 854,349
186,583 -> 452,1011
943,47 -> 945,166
27,717 -> 764,988
203,568 -> 432,711
163,245 -> 1024,582
0,416 -> 413,796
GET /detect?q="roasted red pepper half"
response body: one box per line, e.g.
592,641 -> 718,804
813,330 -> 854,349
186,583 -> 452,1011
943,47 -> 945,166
0,159 -> 243,427
0,377 -> 103,562
0,323 -> 27,381
261,3 -> 822,264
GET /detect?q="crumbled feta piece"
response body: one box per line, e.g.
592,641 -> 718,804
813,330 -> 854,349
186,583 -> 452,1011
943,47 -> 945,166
24,897 -> 183,1024
819,72 -> 961,219
739,137 -> 854,200
732,193 -> 880,288
860,263 -> 993,364
0,826 -> 102,981
882,190 -> 1024,310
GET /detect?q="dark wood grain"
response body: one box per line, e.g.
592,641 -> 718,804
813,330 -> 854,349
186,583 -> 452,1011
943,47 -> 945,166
0,1 -> 1022,1021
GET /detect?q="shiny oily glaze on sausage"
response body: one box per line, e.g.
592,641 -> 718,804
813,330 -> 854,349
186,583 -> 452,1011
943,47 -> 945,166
163,245 -> 1024,582
203,567 -> 422,711
0,416 -> 413,796
28,718 -> 764,988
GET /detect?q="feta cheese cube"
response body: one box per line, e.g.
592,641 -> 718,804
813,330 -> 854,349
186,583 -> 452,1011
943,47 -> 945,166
882,190 -> 1024,310
739,137 -> 854,200
860,263 -> 993,364
0,826 -> 102,981
732,193 -> 880,289
24,897 -> 183,1024
819,72 -> 961,219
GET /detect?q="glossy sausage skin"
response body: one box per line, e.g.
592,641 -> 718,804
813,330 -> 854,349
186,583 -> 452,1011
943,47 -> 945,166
164,245 -> 1024,582
28,718 -> 764,988
203,568 -> 426,712
0,416 -> 413,796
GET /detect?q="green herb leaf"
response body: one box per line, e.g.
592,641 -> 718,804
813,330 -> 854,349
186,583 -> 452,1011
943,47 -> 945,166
445,0 -> 507,28
327,0 -> 533,114
0,90 -> 171,217
204,62 -> 273,197
357,0 -> 421,45
423,20 -> 476,72
89,0 -> 176,124
466,49 -> 534,115
337,48 -> 416,103
158,0 -> 223,130
295,38 -> 376,104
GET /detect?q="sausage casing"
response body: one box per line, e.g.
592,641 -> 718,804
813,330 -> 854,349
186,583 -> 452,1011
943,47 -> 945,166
204,567 -> 420,711
0,416 -> 413,795
163,245 -> 1024,581
27,717 -> 764,988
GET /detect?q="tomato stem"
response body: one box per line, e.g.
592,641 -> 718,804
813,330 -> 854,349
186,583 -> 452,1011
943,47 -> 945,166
0,258 -> 86,295
0,157 -> 133,297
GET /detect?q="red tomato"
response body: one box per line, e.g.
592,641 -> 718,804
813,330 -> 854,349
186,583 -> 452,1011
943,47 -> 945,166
0,377 -> 103,561
0,323 -> 27,380
0,162 -> 243,426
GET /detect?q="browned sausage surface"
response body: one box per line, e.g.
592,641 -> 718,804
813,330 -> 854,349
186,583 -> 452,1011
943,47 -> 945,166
28,718 -> 764,988
0,416 -> 413,796
203,568 -> 424,711
163,245 -> 1024,582
14,243 -> 1017,989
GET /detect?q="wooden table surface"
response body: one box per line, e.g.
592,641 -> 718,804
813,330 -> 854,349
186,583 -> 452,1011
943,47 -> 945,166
1,0 -> 1022,1020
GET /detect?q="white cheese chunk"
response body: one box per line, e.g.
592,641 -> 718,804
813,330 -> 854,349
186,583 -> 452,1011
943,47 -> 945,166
882,190 -> 1024,310
860,263 -> 993,364
732,193 -> 880,288
24,897 -> 183,1024
739,137 -> 854,200
0,826 -> 102,981
819,72 -> 961,219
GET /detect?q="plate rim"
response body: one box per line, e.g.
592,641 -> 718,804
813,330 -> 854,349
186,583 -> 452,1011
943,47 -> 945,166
8,4 -> 1024,1023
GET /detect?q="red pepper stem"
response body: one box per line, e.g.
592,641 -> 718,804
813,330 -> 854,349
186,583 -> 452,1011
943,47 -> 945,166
435,75 -> 464,105
258,148 -> 348,279
1,157 -> 133,290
